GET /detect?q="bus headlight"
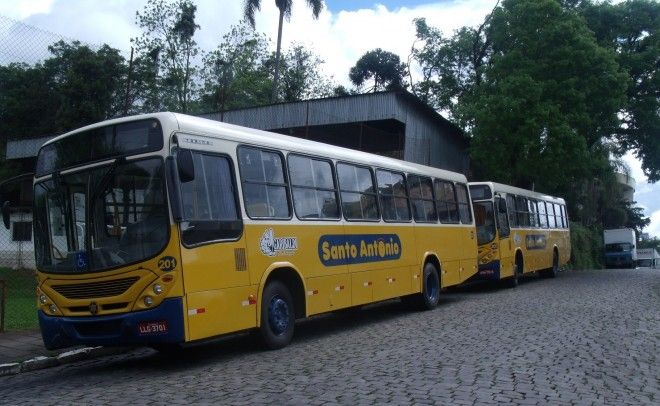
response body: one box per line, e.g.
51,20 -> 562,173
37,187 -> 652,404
153,284 -> 163,295
49,304 -> 57,314
39,294 -> 47,304
144,296 -> 154,307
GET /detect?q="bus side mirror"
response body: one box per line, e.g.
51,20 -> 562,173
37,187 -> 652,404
177,149 -> 195,183
2,201 -> 10,230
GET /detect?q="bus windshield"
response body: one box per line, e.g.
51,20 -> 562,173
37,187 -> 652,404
33,157 -> 169,274
605,243 -> 633,253
473,201 -> 496,245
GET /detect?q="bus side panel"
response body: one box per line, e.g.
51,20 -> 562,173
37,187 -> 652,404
345,225 -> 416,304
351,271 -> 373,306
305,274 -> 352,314
459,227 -> 478,282
186,285 -> 258,341
499,234 -> 515,278
180,235 -> 251,341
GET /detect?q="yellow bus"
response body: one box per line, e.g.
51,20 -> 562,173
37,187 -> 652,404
468,182 -> 570,287
23,112 -> 478,350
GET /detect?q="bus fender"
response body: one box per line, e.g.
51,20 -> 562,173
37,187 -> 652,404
256,262 -> 307,327
421,252 -> 442,289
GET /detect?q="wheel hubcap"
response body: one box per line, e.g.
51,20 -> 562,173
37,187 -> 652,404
268,296 -> 290,336
426,272 -> 439,302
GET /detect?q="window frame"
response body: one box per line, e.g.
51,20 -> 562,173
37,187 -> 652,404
408,174 -> 438,223
287,153 -> 341,222
236,145 -> 292,221
434,179 -> 460,224
178,150 -> 244,248
376,168 -> 412,223
336,161 -> 381,222
455,183 -> 473,224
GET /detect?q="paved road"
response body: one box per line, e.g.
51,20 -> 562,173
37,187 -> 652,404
1,268 -> 658,405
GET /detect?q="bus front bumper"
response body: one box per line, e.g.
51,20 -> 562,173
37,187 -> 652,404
474,261 -> 501,281
38,297 -> 185,350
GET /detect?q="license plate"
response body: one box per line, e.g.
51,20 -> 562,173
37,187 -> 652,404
138,320 -> 168,335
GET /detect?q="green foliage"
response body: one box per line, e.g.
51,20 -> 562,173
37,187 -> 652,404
133,0 -> 200,113
638,237 -> 660,250
0,41 -> 126,141
200,22 -> 272,112
278,44 -> 334,102
569,222 -> 603,270
580,0 -> 660,182
243,0 -> 325,102
349,48 -> 407,92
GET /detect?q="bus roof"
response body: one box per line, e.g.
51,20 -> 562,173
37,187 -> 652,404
469,181 -> 566,205
44,112 -> 468,183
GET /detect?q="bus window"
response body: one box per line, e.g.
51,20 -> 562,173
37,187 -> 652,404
408,175 -> 437,223
288,155 -> 339,220
474,201 -> 496,244
547,204 -> 556,228
179,152 -> 242,245
506,194 -> 518,227
337,163 -> 379,220
537,200 -> 548,228
516,196 -> 529,227
456,184 -> 472,224
238,147 -> 291,219
495,196 -> 510,238
529,200 -> 539,228
377,170 -> 411,222
434,180 -> 459,223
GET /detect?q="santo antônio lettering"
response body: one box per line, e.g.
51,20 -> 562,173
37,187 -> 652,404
318,234 -> 402,266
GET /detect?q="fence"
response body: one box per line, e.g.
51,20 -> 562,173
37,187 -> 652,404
0,210 -> 38,331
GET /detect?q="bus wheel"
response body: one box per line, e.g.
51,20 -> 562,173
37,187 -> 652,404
506,261 -> 521,288
259,280 -> 295,350
404,263 -> 440,310
541,251 -> 559,278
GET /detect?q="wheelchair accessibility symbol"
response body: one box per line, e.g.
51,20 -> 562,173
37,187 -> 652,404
74,251 -> 88,271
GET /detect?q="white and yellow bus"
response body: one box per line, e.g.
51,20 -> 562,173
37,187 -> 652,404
23,112 -> 478,350
468,182 -> 571,287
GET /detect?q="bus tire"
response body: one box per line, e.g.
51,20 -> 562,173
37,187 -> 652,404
404,263 -> 441,310
506,260 -> 521,288
540,250 -> 559,278
259,280 -> 295,350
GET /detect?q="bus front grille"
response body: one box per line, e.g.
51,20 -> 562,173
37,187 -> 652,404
52,277 -> 140,299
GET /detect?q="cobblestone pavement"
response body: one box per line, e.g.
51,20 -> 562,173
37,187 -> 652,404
1,268 -> 658,405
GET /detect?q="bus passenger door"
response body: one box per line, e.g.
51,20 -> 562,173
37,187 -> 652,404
495,195 -> 514,279
176,149 -> 254,341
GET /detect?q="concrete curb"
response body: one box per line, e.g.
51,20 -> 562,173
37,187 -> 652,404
0,346 -> 129,377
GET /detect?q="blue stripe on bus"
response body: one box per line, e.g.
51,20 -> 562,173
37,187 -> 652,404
318,234 -> 402,266
39,297 -> 185,350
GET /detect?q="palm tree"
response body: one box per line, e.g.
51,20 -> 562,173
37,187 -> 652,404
244,0 -> 323,102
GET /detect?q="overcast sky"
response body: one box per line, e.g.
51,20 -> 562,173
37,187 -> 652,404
1,0 -> 657,238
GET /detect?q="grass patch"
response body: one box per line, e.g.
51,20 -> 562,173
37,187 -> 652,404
0,267 -> 38,331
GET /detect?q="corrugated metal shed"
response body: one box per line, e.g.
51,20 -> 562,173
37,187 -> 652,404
6,91 -> 469,175
200,91 -> 469,174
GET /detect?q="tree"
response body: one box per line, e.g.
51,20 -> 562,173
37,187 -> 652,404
44,41 -> 126,132
200,22 -> 272,112
411,15 -> 494,127
580,0 -> 660,182
133,0 -> 200,113
468,0 -> 627,203
349,48 -> 407,93
243,0 -> 324,102
277,44 -> 334,101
